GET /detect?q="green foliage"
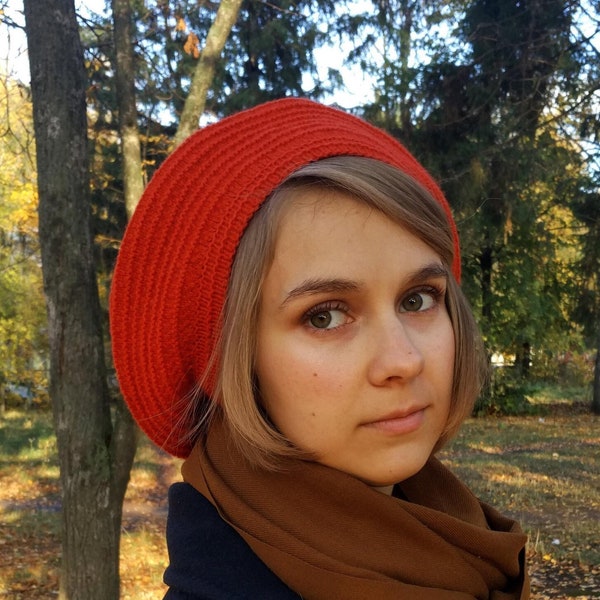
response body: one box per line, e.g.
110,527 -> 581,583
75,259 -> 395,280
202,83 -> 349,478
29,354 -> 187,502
0,78 -> 48,400
475,352 -> 594,416
475,367 -> 541,416
571,188 -> 600,344
215,0 -> 339,113
5,0 -> 600,409
81,0 -> 344,127
356,0 -> 598,371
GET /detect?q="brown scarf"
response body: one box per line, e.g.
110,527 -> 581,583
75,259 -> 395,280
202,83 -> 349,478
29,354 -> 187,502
182,417 -> 529,599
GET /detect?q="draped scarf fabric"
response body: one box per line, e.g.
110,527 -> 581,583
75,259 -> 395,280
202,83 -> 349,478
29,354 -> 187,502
182,417 -> 529,599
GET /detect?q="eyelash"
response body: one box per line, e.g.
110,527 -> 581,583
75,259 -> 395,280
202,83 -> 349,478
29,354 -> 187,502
303,301 -> 349,326
400,285 -> 446,312
301,284 -> 446,331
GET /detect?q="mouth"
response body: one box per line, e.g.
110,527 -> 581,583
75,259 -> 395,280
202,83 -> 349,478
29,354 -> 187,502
362,407 -> 427,435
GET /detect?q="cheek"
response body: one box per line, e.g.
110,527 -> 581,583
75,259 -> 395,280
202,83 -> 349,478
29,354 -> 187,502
258,344 -> 335,401
256,342 -> 349,431
442,324 -> 455,363
284,345 -> 355,399
422,319 -> 455,387
439,324 -> 456,392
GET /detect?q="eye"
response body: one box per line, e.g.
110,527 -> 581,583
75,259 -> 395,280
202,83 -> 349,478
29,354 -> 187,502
399,288 -> 440,313
304,303 -> 349,330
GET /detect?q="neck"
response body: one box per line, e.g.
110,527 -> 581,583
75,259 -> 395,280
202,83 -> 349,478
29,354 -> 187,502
372,484 -> 394,496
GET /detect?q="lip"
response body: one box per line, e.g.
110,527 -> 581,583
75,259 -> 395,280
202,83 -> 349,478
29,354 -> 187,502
362,407 -> 427,435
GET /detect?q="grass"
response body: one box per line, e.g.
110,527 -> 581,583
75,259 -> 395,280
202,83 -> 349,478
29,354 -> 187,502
0,409 -> 176,599
0,391 -> 598,599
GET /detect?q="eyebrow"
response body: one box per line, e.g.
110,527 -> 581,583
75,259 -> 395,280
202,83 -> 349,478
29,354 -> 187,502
281,278 -> 362,307
280,262 -> 449,308
406,263 -> 450,284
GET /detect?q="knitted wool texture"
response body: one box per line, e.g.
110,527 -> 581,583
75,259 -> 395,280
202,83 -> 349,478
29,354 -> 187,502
109,98 -> 461,458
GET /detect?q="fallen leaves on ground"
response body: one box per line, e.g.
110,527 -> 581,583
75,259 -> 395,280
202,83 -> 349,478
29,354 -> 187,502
1,408 -> 599,598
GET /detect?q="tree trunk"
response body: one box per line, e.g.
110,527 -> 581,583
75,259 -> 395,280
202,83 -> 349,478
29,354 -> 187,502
593,326 -> 600,415
112,0 -> 145,219
479,243 -> 494,337
23,1 -> 137,598
173,0 -> 244,147
397,0 -> 414,136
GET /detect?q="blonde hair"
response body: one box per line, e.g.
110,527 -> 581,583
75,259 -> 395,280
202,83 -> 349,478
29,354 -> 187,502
208,156 -> 486,469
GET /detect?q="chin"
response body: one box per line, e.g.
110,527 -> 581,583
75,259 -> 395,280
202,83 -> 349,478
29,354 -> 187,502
362,459 -> 430,487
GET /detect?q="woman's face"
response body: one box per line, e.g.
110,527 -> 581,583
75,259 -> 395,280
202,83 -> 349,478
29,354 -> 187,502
254,190 -> 455,487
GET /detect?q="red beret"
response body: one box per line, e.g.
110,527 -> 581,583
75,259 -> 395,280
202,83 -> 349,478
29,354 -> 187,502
109,98 -> 460,457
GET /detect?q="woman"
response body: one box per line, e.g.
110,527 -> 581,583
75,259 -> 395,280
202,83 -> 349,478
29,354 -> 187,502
110,98 -> 529,599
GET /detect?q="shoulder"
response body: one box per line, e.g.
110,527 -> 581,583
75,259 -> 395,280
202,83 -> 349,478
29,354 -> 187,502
163,482 -> 300,600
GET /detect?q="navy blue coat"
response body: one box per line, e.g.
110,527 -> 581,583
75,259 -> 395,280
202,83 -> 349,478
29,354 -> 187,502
163,483 -> 301,599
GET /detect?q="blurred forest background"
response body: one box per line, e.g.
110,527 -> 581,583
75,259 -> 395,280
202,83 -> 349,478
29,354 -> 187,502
2,0 -> 599,415
0,0 -> 599,597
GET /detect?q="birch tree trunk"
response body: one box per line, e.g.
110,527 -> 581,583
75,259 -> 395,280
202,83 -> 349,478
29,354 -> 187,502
173,0 -> 244,147
112,0 -> 145,219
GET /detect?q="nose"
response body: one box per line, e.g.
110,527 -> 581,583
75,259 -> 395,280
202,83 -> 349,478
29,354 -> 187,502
366,316 -> 424,385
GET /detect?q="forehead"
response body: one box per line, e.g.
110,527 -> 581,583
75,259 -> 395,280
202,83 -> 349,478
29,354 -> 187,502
276,188 -> 373,240
264,189 -> 443,292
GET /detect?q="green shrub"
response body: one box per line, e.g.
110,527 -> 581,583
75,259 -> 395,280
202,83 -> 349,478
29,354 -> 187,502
474,367 -> 540,416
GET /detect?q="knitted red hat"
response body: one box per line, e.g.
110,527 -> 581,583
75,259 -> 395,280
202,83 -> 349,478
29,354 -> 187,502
110,98 -> 460,457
